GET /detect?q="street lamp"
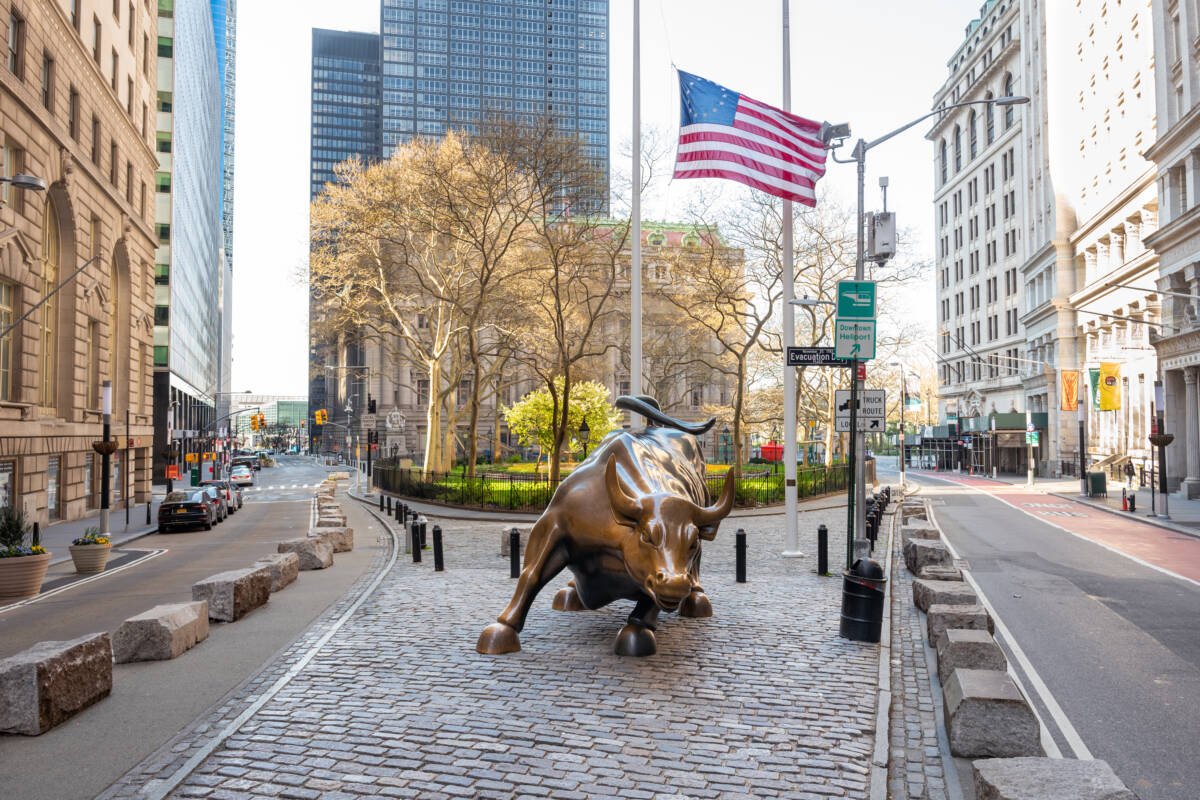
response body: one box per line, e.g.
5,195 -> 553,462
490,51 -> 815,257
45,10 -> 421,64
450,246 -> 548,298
0,172 -> 48,193
721,425 -> 731,465
92,381 -> 117,537
579,418 -> 591,459
827,92 -> 1030,568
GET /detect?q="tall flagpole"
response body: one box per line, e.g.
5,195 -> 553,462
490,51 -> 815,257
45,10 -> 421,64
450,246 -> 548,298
631,0 -> 643,399
782,0 -> 801,557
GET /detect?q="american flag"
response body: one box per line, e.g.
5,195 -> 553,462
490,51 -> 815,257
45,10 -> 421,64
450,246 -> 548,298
673,70 -> 828,207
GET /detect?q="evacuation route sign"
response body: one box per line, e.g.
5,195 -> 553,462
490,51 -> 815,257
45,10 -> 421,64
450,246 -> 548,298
834,319 -> 877,360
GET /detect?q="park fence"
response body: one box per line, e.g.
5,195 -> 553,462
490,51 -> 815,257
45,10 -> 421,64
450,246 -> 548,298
372,462 -> 850,513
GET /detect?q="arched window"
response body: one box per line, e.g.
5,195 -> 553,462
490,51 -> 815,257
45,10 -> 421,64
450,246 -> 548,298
1003,74 -> 1015,128
985,92 -> 995,144
968,110 -> 978,159
40,196 -> 59,408
953,125 -> 962,172
939,139 -> 948,184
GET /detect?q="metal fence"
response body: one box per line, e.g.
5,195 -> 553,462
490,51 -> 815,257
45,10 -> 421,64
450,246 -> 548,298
372,462 -> 850,513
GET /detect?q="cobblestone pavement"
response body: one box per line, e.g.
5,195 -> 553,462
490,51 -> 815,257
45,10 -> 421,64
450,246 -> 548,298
105,503 -> 880,799
885,505 -> 958,800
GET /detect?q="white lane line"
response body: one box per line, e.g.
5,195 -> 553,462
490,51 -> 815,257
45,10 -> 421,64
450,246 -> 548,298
0,549 -> 168,615
923,479 -> 1094,761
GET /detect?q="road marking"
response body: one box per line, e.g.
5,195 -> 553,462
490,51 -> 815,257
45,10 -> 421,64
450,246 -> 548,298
922,477 -> 1095,760
0,549 -> 168,615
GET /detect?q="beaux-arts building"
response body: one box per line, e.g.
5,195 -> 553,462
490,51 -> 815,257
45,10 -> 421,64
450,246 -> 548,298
0,0 -> 158,523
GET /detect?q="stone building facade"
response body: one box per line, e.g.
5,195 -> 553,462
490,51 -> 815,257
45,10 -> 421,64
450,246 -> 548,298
0,0 -> 158,524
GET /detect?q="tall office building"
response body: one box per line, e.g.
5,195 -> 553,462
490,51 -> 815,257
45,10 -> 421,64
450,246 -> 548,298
378,0 -> 609,198
310,29 -> 382,199
153,0 -> 226,482
211,0 -> 236,423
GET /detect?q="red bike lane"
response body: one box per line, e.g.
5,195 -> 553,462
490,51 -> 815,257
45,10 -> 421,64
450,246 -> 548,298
918,472 -> 1200,586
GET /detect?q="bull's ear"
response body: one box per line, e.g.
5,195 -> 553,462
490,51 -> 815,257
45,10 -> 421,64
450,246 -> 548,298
604,455 -> 642,522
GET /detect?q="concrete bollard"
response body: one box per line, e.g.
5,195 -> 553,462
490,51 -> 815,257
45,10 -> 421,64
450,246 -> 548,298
509,528 -> 520,579
735,528 -> 747,583
433,525 -> 444,571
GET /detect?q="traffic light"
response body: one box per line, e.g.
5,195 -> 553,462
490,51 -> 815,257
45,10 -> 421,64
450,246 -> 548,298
250,415 -> 259,431
257,413 -> 267,429
314,409 -> 327,426
368,397 -> 376,414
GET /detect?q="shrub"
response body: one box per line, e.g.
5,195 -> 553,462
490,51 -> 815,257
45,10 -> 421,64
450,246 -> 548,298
0,506 -> 44,557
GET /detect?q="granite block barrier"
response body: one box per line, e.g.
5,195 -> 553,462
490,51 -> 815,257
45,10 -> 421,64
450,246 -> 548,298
192,566 -> 272,622
255,552 -> 300,592
913,578 -> 979,612
0,633 -> 113,735
936,629 -> 1007,685
278,537 -> 333,570
944,668 -> 1041,758
309,526 -> 353,553
928,603 -> 994,643
112,601 -> 209,663
904,538 -> 953,573
972,757 -> 1138,800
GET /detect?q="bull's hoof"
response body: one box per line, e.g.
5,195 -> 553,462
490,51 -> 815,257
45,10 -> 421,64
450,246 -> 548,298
678,590 -> 713,618
551,585 -> 586,611
476,622 -> 521,655
614,623 -> 657,657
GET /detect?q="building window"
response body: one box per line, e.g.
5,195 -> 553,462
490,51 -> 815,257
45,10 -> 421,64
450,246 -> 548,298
0,280 -> 13,402
109,140 -> 118,184
691,384 -> 703,408
91,116 -> 101,165
110,48 -> 118,91
7,11 -> 24,79
40,53 -> 53,110
93,16 -> 102,64
47,455 -> 61,521
1004,74 -> 1015,127
155,132 -> 171,153
2,144 -> 25,213
68,87 -> 80,140
157,35 -> 172,58
40,197 -> 60,409
125,161 -> 132,202
70,0 -> 80,31
127,77 -> 133,114
87,320 -> 99,407
0,460 -> 14,508
968,109 -> 977,160
953,125 -> 962,172
416,378 -> 430,406
939,139 -> 947,185
142,32 -> 149,75
985,93 -> 995,144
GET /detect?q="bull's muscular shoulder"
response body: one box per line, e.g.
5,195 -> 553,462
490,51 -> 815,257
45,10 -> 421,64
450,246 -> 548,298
574,429 -> 707,501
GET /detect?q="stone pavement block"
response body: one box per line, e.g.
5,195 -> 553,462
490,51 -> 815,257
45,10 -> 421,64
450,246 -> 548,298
310,526 -> 354,553
0,632 -> 113,735
113,601 -> 210,663
278,537 -> 334,570
918,565 -> 963,581
927,603 -> 994,643
936,629 -> 1007,685
255,553 -> 300,593
193,566 -> 272,623
904,538 -> 952,573
944,669 -> 1041,758
901,524 -> 941,543
973,757 -> 1137,800
913,579 -> 978,612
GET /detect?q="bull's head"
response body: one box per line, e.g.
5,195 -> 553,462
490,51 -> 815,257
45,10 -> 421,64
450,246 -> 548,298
604,456 -> 735,611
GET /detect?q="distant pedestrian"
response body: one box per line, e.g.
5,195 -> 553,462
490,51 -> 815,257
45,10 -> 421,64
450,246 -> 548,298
1124,461 -> 1135,489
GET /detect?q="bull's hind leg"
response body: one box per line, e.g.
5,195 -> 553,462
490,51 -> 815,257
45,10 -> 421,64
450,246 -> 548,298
477,520 -> 568,655
551,580 -> 586,611
614,598 -> 661,657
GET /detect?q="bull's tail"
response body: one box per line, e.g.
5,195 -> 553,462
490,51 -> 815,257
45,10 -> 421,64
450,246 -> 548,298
616,396 -> 716,435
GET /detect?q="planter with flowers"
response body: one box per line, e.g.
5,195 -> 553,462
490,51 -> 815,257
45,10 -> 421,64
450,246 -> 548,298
0,506 -> 50,602
69,527 -> 112,574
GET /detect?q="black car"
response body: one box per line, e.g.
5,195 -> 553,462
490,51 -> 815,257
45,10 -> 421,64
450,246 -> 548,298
200,479 -> 242,512
158,490 -> 216,532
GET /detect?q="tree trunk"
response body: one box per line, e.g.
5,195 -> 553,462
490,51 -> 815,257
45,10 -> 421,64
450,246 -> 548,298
464,330 -> 481,477
549,375 -> 571,483
824,380 -> 835,467
422,358 -> 442,473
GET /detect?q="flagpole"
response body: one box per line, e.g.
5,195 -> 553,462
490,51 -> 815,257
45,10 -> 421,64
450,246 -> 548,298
631,0 -> 643,400
781,0 -> 802,558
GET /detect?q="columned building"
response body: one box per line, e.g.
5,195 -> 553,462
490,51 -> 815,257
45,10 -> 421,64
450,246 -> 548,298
1146,0 -> 1200,496
152,0 -> 225,483
0,0 -> 158,523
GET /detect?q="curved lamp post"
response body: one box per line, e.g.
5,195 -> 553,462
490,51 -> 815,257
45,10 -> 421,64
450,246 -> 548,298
578,418 -> 590,460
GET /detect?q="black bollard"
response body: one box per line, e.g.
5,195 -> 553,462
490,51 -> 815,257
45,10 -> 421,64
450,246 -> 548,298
1128,493 -> 1136,513
401,504 -> 409,524
735,528 -> 747,583
411,521 -> 422,563
386,496 -> 392,514
394,502 -> 401,523
419,518 -> 428,549
817,524 -> 828,576
509,527 -> 521,579
433,525 -> 444,571
379,494 -> 384,511
146,500 -> 152,525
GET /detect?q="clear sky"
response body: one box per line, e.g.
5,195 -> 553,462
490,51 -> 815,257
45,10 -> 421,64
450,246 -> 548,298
231,0 -> 987,395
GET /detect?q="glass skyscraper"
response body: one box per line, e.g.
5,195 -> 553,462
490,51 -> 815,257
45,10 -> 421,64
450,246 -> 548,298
310,30 -> 383,198
378,0 -> 608,190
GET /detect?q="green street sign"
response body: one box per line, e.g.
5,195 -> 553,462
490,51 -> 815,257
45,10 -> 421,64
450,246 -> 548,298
1025,431 -> 1040,446
837,280 -> 877,319
834,319 -> 877,360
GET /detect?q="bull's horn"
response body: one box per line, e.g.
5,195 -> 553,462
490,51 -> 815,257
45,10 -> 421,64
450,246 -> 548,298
604,455 -> 642,521
694,469 -> 736,526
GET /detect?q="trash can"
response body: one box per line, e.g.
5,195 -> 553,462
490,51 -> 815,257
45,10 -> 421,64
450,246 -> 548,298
1087,471 -> 1107,498
840,558 -> 887,643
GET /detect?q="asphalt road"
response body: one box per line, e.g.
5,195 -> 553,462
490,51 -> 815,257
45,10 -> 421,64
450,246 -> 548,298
893,466 -> 1200,800
0,456 -> 388,800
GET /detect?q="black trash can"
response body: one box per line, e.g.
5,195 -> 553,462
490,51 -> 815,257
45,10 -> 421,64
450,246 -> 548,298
840,558 -> 887,643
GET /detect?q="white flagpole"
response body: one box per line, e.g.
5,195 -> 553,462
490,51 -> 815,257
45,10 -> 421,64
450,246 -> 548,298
781,0 -> 801,557
631,0 -> 643,399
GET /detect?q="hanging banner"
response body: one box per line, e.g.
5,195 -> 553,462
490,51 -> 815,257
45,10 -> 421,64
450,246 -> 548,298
1089,367 -> 1101,410
1060,370 -> 1081,412
1098,362 -> 1121,411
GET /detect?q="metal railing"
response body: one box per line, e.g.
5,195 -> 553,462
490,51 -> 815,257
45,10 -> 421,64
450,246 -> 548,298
371,462 -> 850,512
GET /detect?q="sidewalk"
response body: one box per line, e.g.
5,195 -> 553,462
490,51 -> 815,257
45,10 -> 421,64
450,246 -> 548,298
40,486 -> 167,565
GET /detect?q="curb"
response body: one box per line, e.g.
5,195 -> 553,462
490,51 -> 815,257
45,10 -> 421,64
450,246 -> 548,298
1050,491 -> 1200,541
869,501 -> 896,800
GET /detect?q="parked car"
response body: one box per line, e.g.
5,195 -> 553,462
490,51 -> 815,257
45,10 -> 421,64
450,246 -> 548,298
201,479 -> 242,511
201,484 -> 227,522
230,464 -> 254,487
158,490 -> 216,532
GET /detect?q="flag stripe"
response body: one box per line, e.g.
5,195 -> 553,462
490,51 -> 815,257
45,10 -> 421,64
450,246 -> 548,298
675,70 -> 827,205
676,123 -> 825,173
679,126 -> 826,178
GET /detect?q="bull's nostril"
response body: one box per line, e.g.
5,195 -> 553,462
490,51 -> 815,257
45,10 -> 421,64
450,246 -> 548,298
655,570 -> 668,583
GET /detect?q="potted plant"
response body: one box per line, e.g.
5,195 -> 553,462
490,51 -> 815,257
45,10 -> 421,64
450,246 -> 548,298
0,506 -> 51,602
68,526 -> 112,574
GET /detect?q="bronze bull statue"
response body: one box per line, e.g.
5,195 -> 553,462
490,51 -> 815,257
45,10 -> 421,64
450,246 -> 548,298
477,396 -> 735,657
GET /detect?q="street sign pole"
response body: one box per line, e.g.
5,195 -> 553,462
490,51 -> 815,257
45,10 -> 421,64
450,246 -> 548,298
845,358 -> 859,568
